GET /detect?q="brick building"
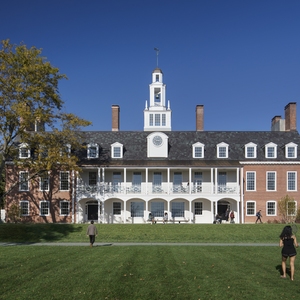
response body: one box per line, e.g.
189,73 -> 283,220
5,68 -> 300,224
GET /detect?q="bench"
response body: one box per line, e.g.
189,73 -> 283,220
147,219 -> 189,224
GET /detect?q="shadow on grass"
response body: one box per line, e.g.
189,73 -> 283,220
0,224 -> 83,243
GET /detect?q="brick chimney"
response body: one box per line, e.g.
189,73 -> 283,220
196,105 -> 204,131
112,105 -> 120,131
285,102 -> 297,131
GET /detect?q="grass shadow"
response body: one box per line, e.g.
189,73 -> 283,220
0,224 -> 83,243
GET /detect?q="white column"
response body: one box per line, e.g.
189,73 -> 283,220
124,168 -> 127,194
146,168 -> 148,194
211,200 -> 214,223
214,168 -> 218,194
240,167 -> 244,224
167,168 -> 170,194
189,168 -> 192,194
211,168 -> 214,194
123,200 -> 127,223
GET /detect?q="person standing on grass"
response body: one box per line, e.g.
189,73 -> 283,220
86,220 -> 98,247
279,225 -> 298,280
255,210 -> 262,223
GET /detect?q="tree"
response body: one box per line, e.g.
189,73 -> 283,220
0,39 -> 91,178
278,195 -> 297,223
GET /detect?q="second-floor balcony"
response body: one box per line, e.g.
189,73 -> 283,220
76,181 -> 240,197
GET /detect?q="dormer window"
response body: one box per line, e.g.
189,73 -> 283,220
245,142 -> 257,158
193,142 -> 204,158
87,143 -> 99,159
285,142 -> 297,158
265,142 -> 277,159
19,143 -> 30,159
217,142 -> 229,158
111,142 -> 123,158
60,144 -> 71,157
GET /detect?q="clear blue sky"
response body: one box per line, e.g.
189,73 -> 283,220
1,0 -> 300,131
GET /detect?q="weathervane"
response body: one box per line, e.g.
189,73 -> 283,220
154,47 -> 159,67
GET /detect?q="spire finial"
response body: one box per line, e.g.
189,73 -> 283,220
154,48 -> 159,67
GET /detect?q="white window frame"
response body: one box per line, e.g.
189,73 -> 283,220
111,142 -> 123,158
194,202 -> 203,215
40,200 -> 50,216
60,171 -> 70,191
266,201 -> 276,216
20,200 -> 30,216
266,171 -> 276,191
246,171 -> 256,191
246,201 -> 256,216
245,142 -> 257,158
217,142 -> 229,158
60,144 -> 71,157
287,201 -> 297,216
60,200 -> 70,216
192,142 -> 204,158
265,142 -> 277,159
287,171 -> 297,191
19,171 -> 29,191
19,143 -> 30,159
285,142 -> 297,159
87,143 -> 99,159
40,172 -> 50,191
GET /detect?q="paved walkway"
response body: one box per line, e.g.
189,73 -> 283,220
0,242 -> 278,247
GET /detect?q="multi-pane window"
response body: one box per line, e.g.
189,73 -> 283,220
195,147 -> 202,158
246,201 -> 255,215
194,202 -> 203,215
217,143 -> 228,158
193,143 -> 204,158
287,172 -> 296,191
287,201 -> 297,216
40,201 -> 50,216
267,172 -> 276,191
19,144 -> 30,158
132,172 -> 142,192
153,172 -> 162,192
60,201 -> 70,216
265,143 -> 277,158
20,201 -> 29,216
162,114 -> 166,126
151,202 -> 164,218
19,171 -> 29,191
131,202 -> 144,217
111,143 -> 123,158
245,143 -> 257,158
149,114 -> 153,126
89,172 -> 97,186
87,144 -> 98,159
171,202 -> 184,218
285,143 -> 297,158
173,172 -> 182,193
112,172 -> 122,192
60,171 -> 69,191
266,201 -> 276,216
113,147 -> 121,158
40,173 -> 49,191
194,172 -> 202,192
155,114 -> 160,126
113,202 -> 121,215
246,172 -> 255,191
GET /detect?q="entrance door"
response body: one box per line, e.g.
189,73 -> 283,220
88,204 -> 98,221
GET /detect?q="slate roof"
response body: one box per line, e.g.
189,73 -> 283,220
76,130 -> 300,167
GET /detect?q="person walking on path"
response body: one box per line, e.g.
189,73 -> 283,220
279,225 -> 298,280
86,220 -> 98,247
255,210 -> 263,223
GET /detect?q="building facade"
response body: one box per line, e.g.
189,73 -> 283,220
5,68 -> 300,224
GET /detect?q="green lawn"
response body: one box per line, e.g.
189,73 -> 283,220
0,223 -> 299,300
0,246 -> 299,300
0,223 -> 286,243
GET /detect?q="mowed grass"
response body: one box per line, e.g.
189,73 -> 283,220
0,223 -> 287,243
0,245 -> 299,300
0,224 -> 299,299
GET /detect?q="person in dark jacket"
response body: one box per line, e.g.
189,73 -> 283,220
86,220 -> 98,247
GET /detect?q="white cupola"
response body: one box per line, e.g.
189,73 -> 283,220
144,68 -> 172,131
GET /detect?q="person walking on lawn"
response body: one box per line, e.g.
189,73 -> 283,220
86,220 -> 98,247
255,210 -> 263,223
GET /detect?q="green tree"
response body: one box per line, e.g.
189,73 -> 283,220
0,39 -> 91,186
278,195 -> 297,223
